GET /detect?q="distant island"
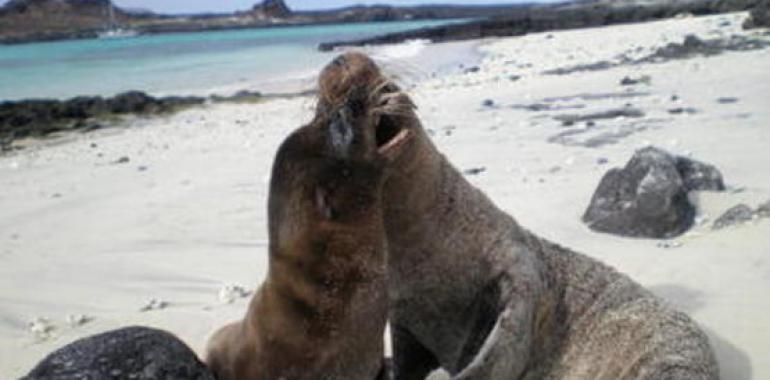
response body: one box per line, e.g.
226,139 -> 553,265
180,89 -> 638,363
0,0 -> 537,44
319,0 -> 763,50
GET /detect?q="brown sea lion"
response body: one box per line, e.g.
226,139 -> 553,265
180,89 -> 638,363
205,59 -> 411,380
316,52 -> 719,380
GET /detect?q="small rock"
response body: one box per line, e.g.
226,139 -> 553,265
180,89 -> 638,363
28,317 -> 55,339
464,66 -> 480,74
90,143 -> 98,149
549,166 -> 562,173
620,75 -> 651,86
218,284 -> 251,304
482,99 -> 495,108
717,97 -> 739,104
596,157 -> 609,165
712,204 -> 755,230
656,241 -> 683,249
113,156 -> 130,165
139,298 -> 168,312
137,166 -> 148,172
671,95 -> 680,102
754,200 -> 770,218
509,75 -> 521,81
583,146 -> 724,238
668,107 -> 698,115
66,314 -> 93,328
463,167 -> 487,176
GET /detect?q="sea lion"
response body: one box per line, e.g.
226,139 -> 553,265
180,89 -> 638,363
205,58 -> 411,380
23,326 -> 215,380
315,52 -> 719,380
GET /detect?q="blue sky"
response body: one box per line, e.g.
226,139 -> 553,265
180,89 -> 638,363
1,1 -> 551,14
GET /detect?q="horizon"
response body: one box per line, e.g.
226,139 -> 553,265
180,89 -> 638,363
0,0 -> 558,15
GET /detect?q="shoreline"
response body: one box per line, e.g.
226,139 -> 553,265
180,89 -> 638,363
0,38 -> 483,153
1,11 -> 769,379
0,1 -> 524,46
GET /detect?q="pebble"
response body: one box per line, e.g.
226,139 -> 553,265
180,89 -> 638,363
139,298 -> 168,312
463,167 -> 487,176
218,284 -> 251,304
113,156 -> 130,165
28,317 -> 55,338
657,241 -> 683,249
66,314 -> 93,328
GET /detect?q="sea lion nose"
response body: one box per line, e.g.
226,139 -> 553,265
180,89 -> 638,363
328,108 -> 354,158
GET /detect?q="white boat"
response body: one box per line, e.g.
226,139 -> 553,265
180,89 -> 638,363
98,28 -> 139,39
98,2 -> 138,39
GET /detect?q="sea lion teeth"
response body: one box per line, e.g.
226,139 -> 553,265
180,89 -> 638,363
377,128 -> 411,158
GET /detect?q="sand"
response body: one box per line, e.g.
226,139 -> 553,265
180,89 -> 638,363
1,11 -> 768,379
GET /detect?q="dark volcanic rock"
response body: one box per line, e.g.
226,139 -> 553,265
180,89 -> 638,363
756,200 -> 770,217
620,75 -> 651,86
717,97 -> 739,104
318,0 -> 762,51
668,107 -> 698,115
744,0 -> 770,29
252,0 -> 291,18
22,326 -> 215,380
542,61 -> 615,75
712,204 -> 755,229
675,155 -> 725,191
0,92 -> 204,145
463,167 -> 487,176
640,34 -> 768,63
554,107 -> 645,126
583,146 -> 725,238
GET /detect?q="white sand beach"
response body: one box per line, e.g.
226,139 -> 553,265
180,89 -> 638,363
1,11 -> 768,379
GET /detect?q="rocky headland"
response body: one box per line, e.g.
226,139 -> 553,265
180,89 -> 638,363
0,0 -> 532,44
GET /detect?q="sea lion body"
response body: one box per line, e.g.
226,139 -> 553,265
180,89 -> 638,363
23,326 -> 215,380
316,53 -> 719,380
206,58 -> 408,380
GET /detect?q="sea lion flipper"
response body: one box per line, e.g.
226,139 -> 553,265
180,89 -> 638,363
452,301 -> 533,380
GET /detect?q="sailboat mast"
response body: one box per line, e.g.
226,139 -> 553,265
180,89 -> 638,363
109,2 -> 115,29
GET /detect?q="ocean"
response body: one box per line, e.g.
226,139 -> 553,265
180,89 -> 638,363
0,20 -> 473,102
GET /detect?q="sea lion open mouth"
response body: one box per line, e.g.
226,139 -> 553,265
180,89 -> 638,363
317,52 -> 415,161
376,115 -> 410,157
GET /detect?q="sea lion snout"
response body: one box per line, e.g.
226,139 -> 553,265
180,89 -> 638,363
328,108 -> 356,159
318,52 -> 414,162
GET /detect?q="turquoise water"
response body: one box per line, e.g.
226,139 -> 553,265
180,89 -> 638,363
0,20 -> 459,101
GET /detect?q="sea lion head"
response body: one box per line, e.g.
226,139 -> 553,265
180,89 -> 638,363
269,63 -> 406,246
316,52 -> 417,167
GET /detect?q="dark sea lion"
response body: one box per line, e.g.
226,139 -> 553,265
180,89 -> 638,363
316,52 -> 719,380
23,326 -> 215,380
205,57 -> 410,380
